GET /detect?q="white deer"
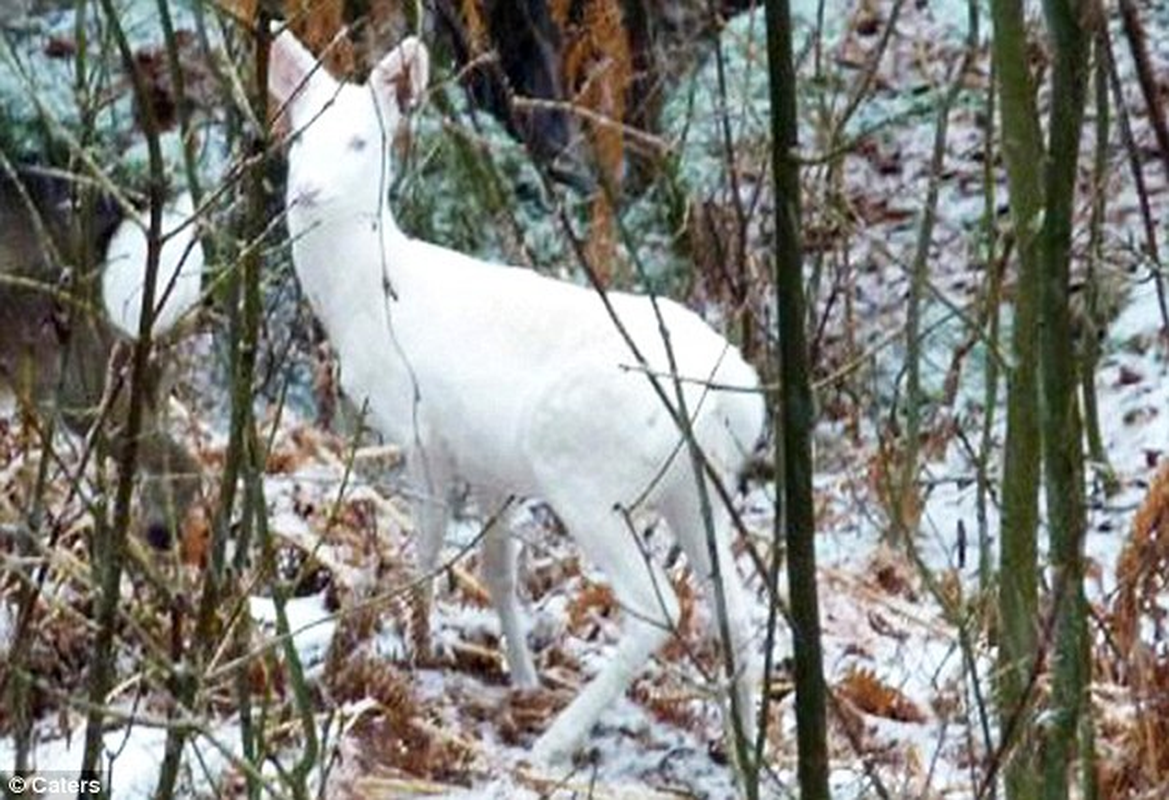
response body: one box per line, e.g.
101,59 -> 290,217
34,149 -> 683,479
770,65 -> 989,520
269,30 -> 766,764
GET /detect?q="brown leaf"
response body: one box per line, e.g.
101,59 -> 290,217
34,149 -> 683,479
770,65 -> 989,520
870,546 -> 917,601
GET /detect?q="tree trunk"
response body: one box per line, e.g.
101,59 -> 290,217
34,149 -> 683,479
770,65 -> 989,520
1038,0 -> 1093,794
988,0 -> 1045,793
765,1 -> 830,796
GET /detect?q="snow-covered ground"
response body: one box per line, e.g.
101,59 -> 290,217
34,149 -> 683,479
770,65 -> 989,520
3,0 -> 1169,797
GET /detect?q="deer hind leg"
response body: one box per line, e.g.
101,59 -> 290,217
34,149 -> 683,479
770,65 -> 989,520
95,343 -> 201,551
662,474 -> 759,750
479,492 -> 538,688
136,426 -> 202,551
133,349 -> 203,551
530,492 -> 681,764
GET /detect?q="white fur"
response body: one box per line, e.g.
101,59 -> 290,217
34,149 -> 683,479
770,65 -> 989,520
270,31 -> 766,764
102,191 -> 203,338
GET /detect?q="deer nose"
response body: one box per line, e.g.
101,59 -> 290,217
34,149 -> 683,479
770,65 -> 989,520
293,184 -> 322,208
144,521 -> 173,551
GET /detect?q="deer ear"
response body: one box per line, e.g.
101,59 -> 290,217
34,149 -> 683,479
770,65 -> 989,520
269,30 -> 322,108
371,36 -> 429,116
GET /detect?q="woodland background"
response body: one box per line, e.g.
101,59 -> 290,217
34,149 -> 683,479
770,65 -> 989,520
1,0 -> 1169,797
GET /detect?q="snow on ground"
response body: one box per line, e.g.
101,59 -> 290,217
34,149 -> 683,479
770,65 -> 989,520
3,0 -> 1169,797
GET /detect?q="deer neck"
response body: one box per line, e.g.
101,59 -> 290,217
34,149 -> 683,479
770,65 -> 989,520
289,194 -> 410,337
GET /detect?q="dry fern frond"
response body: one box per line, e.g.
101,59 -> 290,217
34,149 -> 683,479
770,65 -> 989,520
567,579 -> 616,631
836,665 -> 926,724
285,0 -> 354,75
1102,460 -> 1169,795
631,676 -> 703,732
328,651 -> 474,783
461,0 -> 489,52
552,0 -> 631,285
1113,460 -> 1169,658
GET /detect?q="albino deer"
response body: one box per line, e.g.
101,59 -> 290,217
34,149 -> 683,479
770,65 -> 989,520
0,166 -> 203,546
269,31 -> 766,763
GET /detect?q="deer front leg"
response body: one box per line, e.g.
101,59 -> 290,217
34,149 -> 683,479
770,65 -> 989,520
408,449 -> 451,665
479,493 -> 537,688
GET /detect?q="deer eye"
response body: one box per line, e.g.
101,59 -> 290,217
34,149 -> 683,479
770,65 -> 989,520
347,135 -> 367,152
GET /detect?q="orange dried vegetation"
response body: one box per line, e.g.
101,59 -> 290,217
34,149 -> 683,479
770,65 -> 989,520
1114,460 -> 1169,655
461,0 -> 489,52
836,665 -> 926,724
551,0 -> 631,284
631,676 -> 703,732
1103,459 -> 1169,795
567,579 -> 616,630
326,613 -> 473,782
285,0 -> 354,75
